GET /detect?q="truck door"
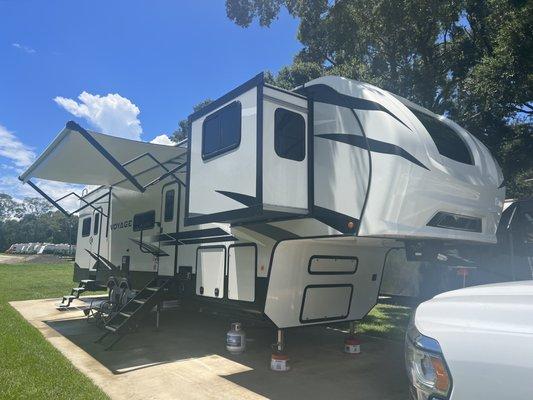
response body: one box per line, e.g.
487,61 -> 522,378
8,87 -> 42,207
158,184 -> 178,277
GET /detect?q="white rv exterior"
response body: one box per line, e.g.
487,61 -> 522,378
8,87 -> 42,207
20,73 -> 504,329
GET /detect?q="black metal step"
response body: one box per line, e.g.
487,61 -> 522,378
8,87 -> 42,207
62,295 -> 76,301
97,278 -> 171,350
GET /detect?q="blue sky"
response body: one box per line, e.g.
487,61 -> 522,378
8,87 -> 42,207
0,0 -> 300,201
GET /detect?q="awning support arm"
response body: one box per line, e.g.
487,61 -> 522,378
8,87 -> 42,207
27,180 -> 70,217
121,151 -> 185,188
66,191 -> 110,217
143,162 -> 187,190
25,180 -> 109,217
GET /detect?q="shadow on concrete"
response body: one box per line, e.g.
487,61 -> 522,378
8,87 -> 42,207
46,306 -> 409,400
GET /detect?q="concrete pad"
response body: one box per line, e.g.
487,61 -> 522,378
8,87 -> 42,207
11,297 -> 409,400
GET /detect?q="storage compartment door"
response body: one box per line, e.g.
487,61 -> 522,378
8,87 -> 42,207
227,245 -> 256,302
263,86 -> 308,214
300,285 -> 353,323
196,247 -> 226,298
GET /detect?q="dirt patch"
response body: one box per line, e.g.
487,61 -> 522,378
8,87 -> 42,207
0,254 -> 72,265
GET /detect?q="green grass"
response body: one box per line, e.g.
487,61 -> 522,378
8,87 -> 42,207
0,263 -> 108,400
358,303 -> 413,341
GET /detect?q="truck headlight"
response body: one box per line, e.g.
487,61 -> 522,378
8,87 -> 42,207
405,317 -> 452,400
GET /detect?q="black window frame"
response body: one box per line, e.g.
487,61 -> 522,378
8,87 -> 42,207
274,107 -> 306,162
81,217 -> 91,237
93,213 -> 100,235
202,101 -> 242,161
409,107 -> 473,165
133,210 -> 156,232
164,189 -> 175,222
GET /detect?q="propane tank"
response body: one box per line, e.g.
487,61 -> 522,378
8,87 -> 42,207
226,322 -> 246,354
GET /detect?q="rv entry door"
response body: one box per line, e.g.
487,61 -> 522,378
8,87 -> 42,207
89,208 -> 103,273
158,184 -> 178,277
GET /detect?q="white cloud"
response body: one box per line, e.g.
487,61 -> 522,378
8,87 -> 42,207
0,124 -> 36,169
150,134 -> 175,146
54,92 -> 143,140
12,43 -> 36,54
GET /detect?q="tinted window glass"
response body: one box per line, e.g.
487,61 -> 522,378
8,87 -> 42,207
93,213 -> 100,235
410,108 -> 473,165
133,210 -> 155,232
164,190 -> 175,222
82,217 -> 91,237
274,108 -> 306,161
202,101 -> 241,160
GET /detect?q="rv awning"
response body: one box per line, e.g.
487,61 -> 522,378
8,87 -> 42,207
19,121 -> 187,192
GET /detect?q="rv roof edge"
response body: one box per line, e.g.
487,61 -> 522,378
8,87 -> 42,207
188,72 -> 265,121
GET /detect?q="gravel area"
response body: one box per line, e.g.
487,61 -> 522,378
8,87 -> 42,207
0,254 -> 72,265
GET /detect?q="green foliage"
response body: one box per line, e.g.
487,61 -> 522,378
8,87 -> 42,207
226,0 -> 533,198
0,193 -> 25,220
0,263 -> 108,399
171,99 -> 213,142
266,61 -> 325,89
0,195 -> 78,251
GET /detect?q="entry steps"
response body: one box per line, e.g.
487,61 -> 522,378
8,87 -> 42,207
96,278 -> 171,350
57,279 -> 106,309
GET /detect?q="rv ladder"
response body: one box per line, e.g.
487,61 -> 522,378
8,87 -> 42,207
95,278 -> 171,350
57,279 -> 106,309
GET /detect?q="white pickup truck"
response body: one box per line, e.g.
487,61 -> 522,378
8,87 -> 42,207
405,281 -> 533,400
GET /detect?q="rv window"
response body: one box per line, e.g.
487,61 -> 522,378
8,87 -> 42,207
274,108 -> 306,162
82,217 -> 91,237
202,101 -> 241,160
409,108 -> 473,165
93,213 -> 100,235
164,190 -> 175,222
133,210 -> 155,232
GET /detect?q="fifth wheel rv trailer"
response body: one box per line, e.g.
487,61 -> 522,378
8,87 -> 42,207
19,73 -> 504,335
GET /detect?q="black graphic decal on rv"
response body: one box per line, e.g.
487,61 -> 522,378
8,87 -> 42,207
316,133 -> 429,170
300,84 -> 412,131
